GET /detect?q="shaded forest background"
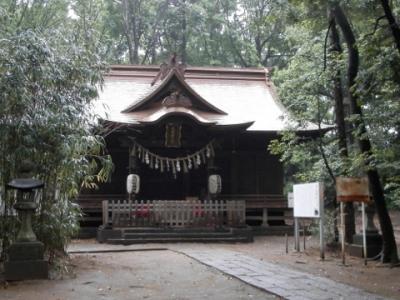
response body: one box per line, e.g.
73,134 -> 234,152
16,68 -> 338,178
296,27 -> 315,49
1,0 -> 399,262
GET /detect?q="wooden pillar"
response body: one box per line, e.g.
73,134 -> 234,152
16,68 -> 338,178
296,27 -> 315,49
230,137 -> 238,195
128,145 -> 139,201
183,172 -> 190,199
230,151 -> 238,195
262,208 -> 269,227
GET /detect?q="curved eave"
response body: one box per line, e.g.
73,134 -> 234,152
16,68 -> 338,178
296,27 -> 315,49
121,69 -> 227,115
137,108 -> 219,125
209,121 -> 255,132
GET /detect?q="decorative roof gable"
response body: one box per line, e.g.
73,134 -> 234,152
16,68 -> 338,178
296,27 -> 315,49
121,68 -> 227,115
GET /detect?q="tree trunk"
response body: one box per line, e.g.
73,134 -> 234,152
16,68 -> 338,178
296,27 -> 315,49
121,0 -> 140,64
329,13 -> 355,243
380,0 -> 400,55
331,2 -> 399,264
179,0 -> 187,63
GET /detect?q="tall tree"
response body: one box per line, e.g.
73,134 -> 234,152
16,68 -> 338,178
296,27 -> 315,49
330,1 -> 398,264
328,12 -> 354,243
380,0 -> 400,55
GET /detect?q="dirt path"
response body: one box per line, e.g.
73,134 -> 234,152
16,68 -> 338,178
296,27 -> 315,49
2,211 -> 399,299
67,235 -> 400,299
0,250 -> 277,300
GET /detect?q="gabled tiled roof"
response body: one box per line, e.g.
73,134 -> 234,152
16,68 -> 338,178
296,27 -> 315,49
95,65 -> 319,132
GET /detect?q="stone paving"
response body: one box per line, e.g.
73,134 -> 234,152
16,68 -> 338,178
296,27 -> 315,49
179,249 -> 390,300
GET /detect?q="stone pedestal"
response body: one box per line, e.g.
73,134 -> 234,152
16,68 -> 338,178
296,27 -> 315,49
347,232 -> 382,258
5,241 -> 48,280
348,203 -> 382,258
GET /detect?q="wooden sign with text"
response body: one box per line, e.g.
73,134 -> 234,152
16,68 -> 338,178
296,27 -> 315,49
336,177 -> 371,203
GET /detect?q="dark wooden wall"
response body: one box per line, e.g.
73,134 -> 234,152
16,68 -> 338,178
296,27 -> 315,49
82,118 -> 283,199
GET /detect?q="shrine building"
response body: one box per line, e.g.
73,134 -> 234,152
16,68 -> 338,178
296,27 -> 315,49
78,61 -> 320,242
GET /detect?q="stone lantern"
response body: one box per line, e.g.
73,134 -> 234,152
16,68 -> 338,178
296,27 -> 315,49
5,178 -> 48,280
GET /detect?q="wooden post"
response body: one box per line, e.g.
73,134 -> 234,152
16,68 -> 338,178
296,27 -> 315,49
294,217 -> 300,251
303,221 -> 306,250
129,194 -> 132,226
362,202 -> 367,265
320,216 -> 325,260
285,233 -> 288,254
341,201 -> 346,265
102,200 -> 108,226
262,208 -> 269,227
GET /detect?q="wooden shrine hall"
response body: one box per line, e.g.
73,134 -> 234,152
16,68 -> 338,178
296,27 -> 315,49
78,59 -> 320,243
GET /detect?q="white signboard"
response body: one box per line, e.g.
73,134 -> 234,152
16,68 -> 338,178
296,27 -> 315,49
293,182 -> 324,218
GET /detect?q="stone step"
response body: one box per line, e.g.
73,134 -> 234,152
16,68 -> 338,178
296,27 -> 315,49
121,227 -> 232,234
107,236 -> 252,245
76,226 -> 98,239
250,225 -> 294,236
122,232 -> 236,239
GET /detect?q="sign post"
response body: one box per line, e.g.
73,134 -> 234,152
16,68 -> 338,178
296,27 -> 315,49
336,177 -> 370,265
340,201 -> 345,265
361,201 -> 367,265
293,182 -> 324,260
294,217 -> 300,251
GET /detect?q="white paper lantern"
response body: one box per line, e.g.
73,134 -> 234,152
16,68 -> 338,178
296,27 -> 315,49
208,174 -> 222,195
126,174 -> 140,194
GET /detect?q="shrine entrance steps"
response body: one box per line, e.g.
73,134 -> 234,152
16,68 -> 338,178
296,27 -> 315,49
97,227 -> 253,244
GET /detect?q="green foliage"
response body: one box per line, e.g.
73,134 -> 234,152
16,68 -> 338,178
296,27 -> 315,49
34,197 -> 82,259
0,2 -> 113,259
309,208 -> 338,245
269,1 -> 400,209
97,0 -> 293,67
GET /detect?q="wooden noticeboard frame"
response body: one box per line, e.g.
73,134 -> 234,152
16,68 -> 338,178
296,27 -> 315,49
336,177 -> 370,266
336,177 -> 371,204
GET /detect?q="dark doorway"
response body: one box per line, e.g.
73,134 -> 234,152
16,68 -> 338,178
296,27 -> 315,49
140,162 -> 207,200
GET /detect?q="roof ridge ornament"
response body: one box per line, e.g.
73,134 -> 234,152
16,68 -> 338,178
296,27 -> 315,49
151,53 -> 186,86
162,90 -> 192,108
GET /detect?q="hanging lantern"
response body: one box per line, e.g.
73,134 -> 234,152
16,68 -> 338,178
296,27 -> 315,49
208,174 -> 222,195
127,174 -> 140,194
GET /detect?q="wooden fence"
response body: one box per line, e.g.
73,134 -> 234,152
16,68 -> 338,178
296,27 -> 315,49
102,200 -> 246,228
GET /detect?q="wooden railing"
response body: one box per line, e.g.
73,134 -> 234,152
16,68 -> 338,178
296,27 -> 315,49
102,200 -> 246,228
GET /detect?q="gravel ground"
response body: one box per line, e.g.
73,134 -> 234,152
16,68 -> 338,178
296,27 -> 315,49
0,250 -> 277,300
1,211 -> 399,300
